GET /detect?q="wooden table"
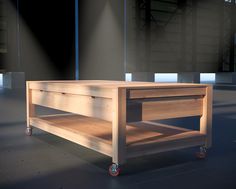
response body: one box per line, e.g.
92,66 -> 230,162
26,80 -> 212,176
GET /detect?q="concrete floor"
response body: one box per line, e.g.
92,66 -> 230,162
0,87 -> 236,189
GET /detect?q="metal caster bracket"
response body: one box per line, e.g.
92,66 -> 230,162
109,163 -> 121,176
196,146 -> 207,159
25,127 -> 32,136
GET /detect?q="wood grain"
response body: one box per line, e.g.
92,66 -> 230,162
26,82 -> 35,128
26,80 -> 212,163
31,89 -> 112,121
127,97 -> 203,121
128,87 -> 206,99
200,85 -> 213,148
112,88 -> 127,164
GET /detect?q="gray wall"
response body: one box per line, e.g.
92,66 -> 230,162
126,0 -> 228,73
0,0 -> 7,56
79,0 -> 125,80
1,0 -> 18,72
1,0 -> 75,80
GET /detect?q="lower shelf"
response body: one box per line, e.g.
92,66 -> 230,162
29,114 -> 206,158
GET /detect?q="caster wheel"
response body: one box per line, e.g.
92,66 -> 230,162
109,163 -> 121,177
25,128 -> 32,136
196,146 -> 207,159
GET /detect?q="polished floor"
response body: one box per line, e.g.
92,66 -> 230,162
0,87 -> 235,189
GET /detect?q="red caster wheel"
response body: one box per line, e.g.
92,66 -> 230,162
109,163 -> 121,177
196,146 -> 207,159
25,128 -> 32,136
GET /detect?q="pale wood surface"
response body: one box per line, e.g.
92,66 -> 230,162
30,116 -> 112,156
31,89 -> 112,121
127,97 -> 203,121
142,97 -> 203,120
31,114 -> 163,145
26,80 -> 212,162
128,87 -> 206,99
29,114 -> 206,158
127,131 -> 206,158
28,82 -> 113,98
142,121 -> 191,132
28,80 -> 210,90
112,88 -> 127,164
26,82 -> 35,128
200,85 -> 213,148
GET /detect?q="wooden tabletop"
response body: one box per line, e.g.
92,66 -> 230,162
27,80 -> 210,89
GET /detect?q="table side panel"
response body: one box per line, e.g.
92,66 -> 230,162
26,83 -> 35,128
142,97 -> 203,120
29,82 -> 113,98
128,87 -> 206,99
30,117 -> 112,156
112,88 -> 127,164
127,97 -> 203,122
26,81 -> 212,162
200,85 -> 213,148
31,89 -> 112,121
127,132 -> 206,158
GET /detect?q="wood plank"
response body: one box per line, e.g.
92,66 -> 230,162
30,115 -> 164,157
126,122 -> 187,145
200,85 -> 213,148
112,88 -> 127,165
29,114 -> 206,160
36,114 -> 164,145
41,114 -> 112,142
143,98 -> 203,120
127,131 -> 206,158
26,81 -> 212,162
128,131 -> 204,146
26,82 -> 35,128
127,97 -> 203,121
29,82 -> 113,98
128,87 -> 206,99
28,81 -> 209,91
31,89 -> 112,121
143,121 -> 191,132
30,117 -> 113,156
35,115 -> 201,147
